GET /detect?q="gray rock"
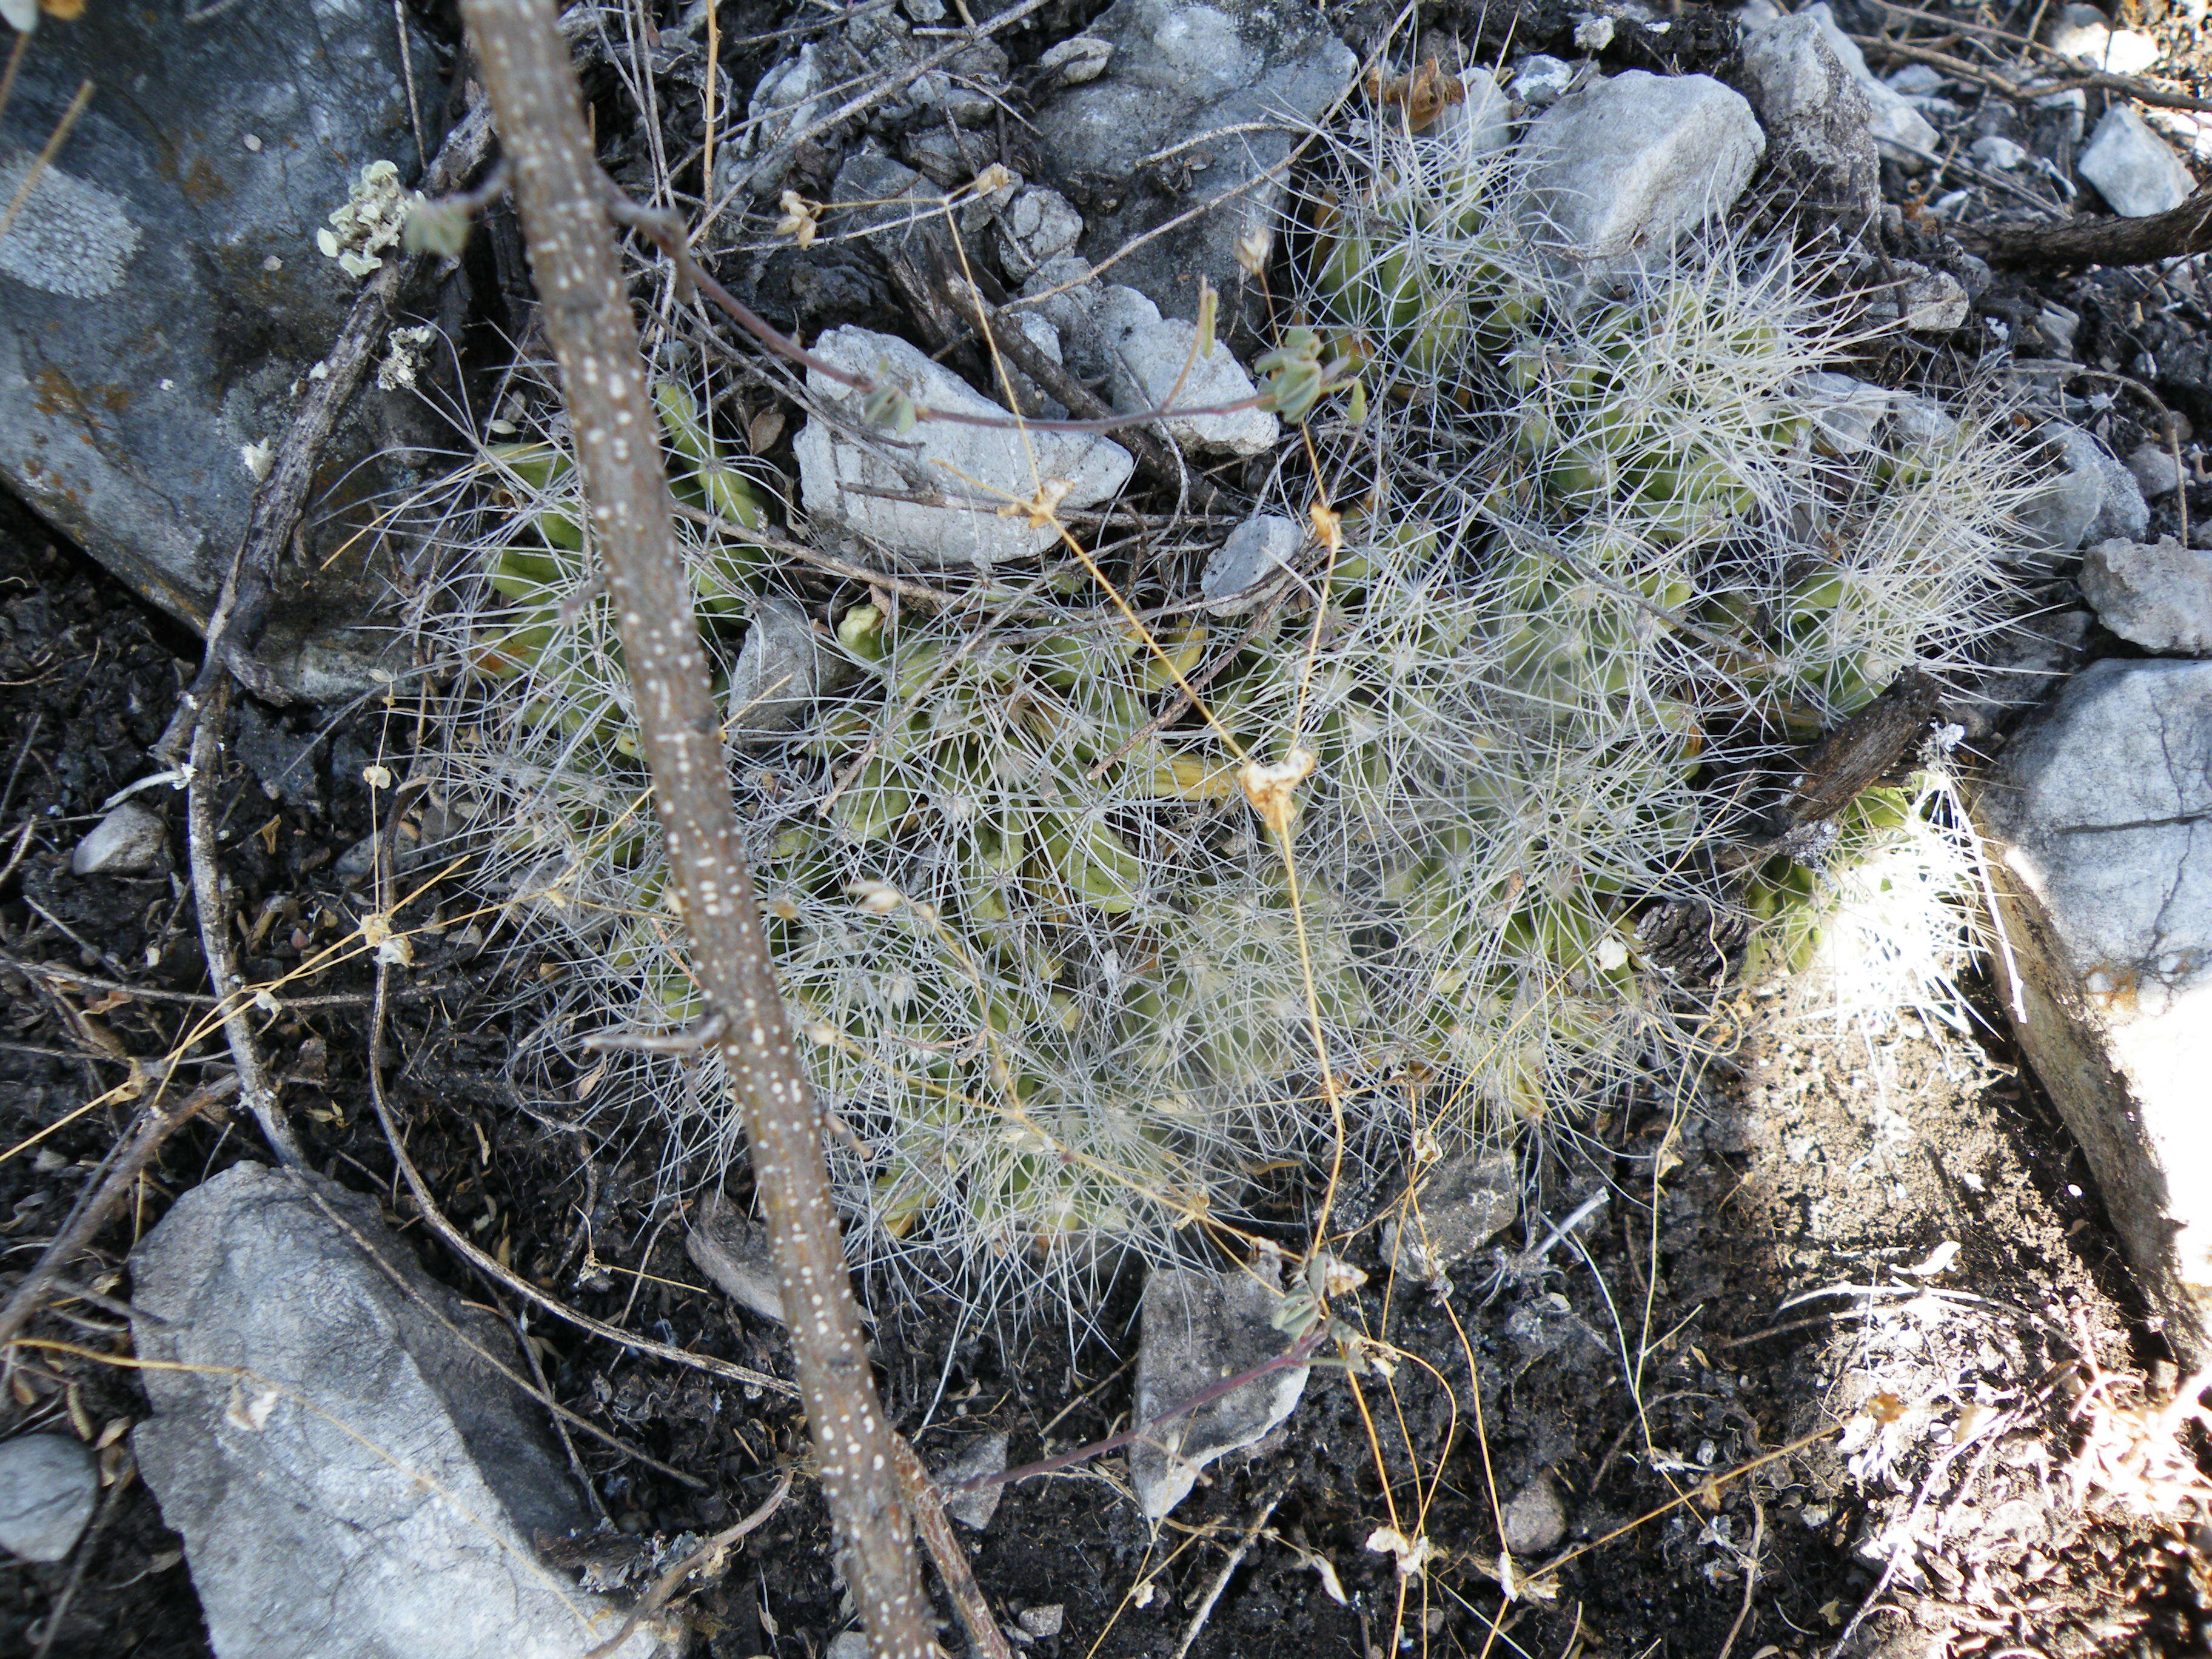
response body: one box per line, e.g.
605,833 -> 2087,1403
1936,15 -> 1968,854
726,598 -> 823,742
1504,1290 -> 1608,1372
1866,262 -> 1968,332
1891,395 -> 1961,457
793,326 -> 1134,568
934,1432 -> 1010,1531
0,1 -> 441,702
825,1634 -> 870,1659
995,186 -> 1084,282
1499,1472 -> 1567,1557
1797,371 -> 1896,455
2129,441 -> 2185,499
2079,104 -> 2197,217
1976,661 -> 2212,1358
130,1164 -> 657,1659
846,6 -> 1008,129
1510,55 -> 1578,108
1970,133 -> 2029,170
1736,13 -> 1880,215
1380,1149 -> 1520,1279
2037,302 -> 2083,357
1096,284 -> 1278,457
1883,63 -> 1948,98
2019,423 -> 2147,560
1517,72 -> 1765,284
1019,256 -> 1108,382
1954,608 -> 2092,740
1202,514 -> 1302,613
1130,1262 -> 1310,1521
71,800 -> 167,876
1037,35 -> 1113,87
2048,4 -> 2162,74
1031,0 -> 1358,335
901,122 -> 993,187
0,1435 -> 98,1563
1017,1605 -> 1066,1639
1783,5 -> 1939,166
1431,68 -> 1514,161
2080,537 -> 2212,653
685,1191 -> 787,1324
736,45 -> 823,170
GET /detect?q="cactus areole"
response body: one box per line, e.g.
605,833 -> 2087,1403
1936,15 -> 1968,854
452,4 -> 934,1655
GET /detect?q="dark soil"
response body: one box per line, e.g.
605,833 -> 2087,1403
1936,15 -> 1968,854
11,0 -> 2212,1656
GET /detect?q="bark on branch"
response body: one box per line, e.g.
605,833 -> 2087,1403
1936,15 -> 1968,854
1956,187 -> 2212,270
453,5 -> 932,1655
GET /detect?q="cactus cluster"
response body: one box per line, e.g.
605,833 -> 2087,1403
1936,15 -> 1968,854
404,72 -> 2029,1305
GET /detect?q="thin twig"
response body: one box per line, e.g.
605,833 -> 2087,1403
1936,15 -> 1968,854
0,1074 -> 240,1351
1173,1472 -> 1290,1659
186,691 -> 303,1167
894,1435 -> 1014,1659
1714,1496 -> 1766,1659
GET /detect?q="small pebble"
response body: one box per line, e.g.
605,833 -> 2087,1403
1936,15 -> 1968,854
70,800 -> 167,876
0,1435 -> 99,1564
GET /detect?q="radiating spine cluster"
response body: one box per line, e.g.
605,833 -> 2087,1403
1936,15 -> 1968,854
404,70 -> 2029,1307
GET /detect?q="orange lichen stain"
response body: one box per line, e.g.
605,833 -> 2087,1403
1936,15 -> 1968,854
179,156 -> 232,206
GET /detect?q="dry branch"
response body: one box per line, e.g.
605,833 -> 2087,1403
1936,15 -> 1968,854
453,5 -> 932,1655
1955,187 -> 2212,269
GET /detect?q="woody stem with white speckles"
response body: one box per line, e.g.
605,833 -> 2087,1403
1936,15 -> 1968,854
454,6 -> 933,1655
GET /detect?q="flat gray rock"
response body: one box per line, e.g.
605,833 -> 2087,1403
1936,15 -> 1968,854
1380,1149 -> 1520,1279
2019,422 -> 2147,561
0,1434 -> 98,1563
130,1164 -> 659,1659
1130,1262 -> 1309,1522
1516,72 -> 1765,284
2080,537 -> 2212,654
0,1 -> 442,702
1202,514 -> 1301,613
1976,661 -> 2212,1358
1736,13 -> 1880,216
726,598 -> 825,742
1096,285 -> 1277,457
794,326 -> 1134,568
933,1432 -> 1010,1531
1031,0 -> 1357,337
2129,441 -> 2184,499
996,186 -> 1085,282
2080,104 -> 2197,216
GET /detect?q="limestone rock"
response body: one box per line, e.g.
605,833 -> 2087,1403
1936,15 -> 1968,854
1510,55 -> 1577,107
0,1 -> 443,702
130,1164 -> 658,1658
995,186 -> 1084,282
2019,423 -> 2147,561
793,326 -> 1134,568
1202,514 -> 1302,614
0,1435 -> 98,1563
1784,5 -> 1940,166
725,598 -> 824,743
685,1192 -> 788,1324
2128,442 -> 2184,500
71,800 -> 167,876
2080,104 -> 2197,217
1517,72 -> 1765,283
1736,13 -> 1880,215
2080,537 -> 2212,654
1130,1262 -> 1309,1521
1031,0 -> 1358,335
1380,1149 -> 1520,1279
2048,4 -> 2162,75
1971,133 -> 2029,170
1500,1472 -> 1567,1556
1096,285 -> 1278,457
1432,68 -> 1514,161
1976,661 -> 2212,1358
933,1433 -> 1010,1531
1037,36 -> 1113,87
